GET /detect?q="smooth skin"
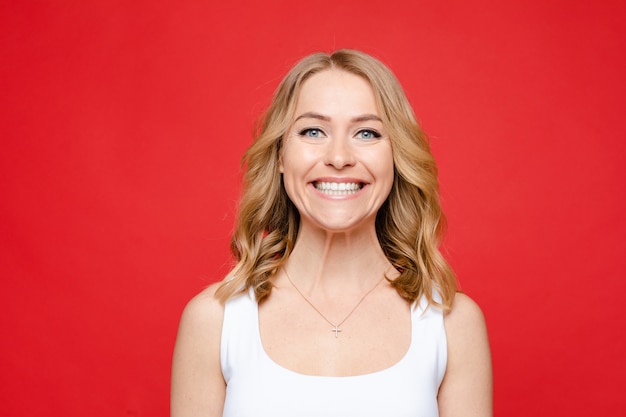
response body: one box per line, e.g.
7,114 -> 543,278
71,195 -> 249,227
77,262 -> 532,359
170,287 -> 492,417
171,285 -> 225,417
170,70 -> 492,416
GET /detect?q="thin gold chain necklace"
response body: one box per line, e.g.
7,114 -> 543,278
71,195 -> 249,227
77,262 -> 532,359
283,268 -> 384,338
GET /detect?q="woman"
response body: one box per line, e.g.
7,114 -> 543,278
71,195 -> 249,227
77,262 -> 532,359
171,49 -> 492,417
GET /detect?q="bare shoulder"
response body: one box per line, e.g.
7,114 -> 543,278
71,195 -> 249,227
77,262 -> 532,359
171,282 -> 227,417
439,292 -> 492,417
444,292 -> 488,335
180,282 -> 225,328
173,282 -> 225,376
174,282 -> 226,351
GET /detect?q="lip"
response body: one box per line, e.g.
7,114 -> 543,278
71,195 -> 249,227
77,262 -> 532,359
312,176 -> 369,184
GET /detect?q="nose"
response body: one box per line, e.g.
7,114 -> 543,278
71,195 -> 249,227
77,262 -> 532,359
324,137 -> 355,169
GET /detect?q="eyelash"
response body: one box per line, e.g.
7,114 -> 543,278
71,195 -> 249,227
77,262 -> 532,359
297,128 -> 382,139
356,129 -> 382,139
298,128 -> 325,138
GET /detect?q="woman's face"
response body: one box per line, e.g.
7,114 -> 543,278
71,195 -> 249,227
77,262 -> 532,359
279,69 -> 394,233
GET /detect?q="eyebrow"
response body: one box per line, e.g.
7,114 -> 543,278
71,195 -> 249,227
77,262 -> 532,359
294,112 -> 382,123
352,114 -> 383,123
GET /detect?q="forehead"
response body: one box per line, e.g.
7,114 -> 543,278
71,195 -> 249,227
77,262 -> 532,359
294,69 -> 379,117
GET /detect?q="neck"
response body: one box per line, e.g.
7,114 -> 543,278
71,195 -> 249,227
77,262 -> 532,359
284,221 -> 395,294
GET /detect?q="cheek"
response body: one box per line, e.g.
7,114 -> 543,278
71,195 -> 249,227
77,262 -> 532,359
367,145 -> 394,176
281,168 -> 302,210
281,161 -> 304,191
281,142 -> 319,175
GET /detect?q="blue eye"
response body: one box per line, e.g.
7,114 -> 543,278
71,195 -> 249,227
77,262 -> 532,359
299,128 -> 324,138
357,129 -> 381,140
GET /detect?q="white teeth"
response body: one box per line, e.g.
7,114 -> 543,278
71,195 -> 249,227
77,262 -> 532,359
314,182 -> 362,195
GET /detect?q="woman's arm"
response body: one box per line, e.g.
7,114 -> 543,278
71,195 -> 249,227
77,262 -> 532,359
171,284 -> 226,417
439,293 -> 493,417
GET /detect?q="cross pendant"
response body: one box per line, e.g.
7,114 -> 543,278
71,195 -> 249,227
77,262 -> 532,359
332,325 -> 342,338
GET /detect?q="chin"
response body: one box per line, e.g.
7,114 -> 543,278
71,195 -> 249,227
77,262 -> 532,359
303,215 -> 377,235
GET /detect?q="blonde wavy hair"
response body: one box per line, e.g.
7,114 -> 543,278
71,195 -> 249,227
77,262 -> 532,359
216,49 -> 456,310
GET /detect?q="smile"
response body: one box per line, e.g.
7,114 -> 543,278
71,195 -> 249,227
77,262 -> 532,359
314,181 -> 363,196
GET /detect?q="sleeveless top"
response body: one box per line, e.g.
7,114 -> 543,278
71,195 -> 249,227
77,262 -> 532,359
221,289 -> 447,417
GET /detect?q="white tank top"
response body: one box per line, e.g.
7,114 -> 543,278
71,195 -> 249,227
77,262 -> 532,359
221,289 -> 447,417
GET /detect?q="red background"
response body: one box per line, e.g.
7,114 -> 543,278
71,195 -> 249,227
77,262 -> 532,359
1,0 -> 624,415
